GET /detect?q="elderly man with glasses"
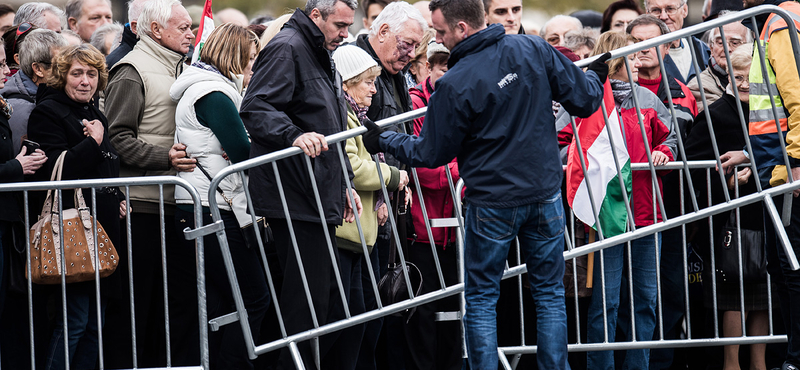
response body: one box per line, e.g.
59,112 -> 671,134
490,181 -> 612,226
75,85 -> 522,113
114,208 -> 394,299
645,0 -> 710,84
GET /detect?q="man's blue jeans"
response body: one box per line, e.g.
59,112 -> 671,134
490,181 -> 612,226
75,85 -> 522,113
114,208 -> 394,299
587,233 -> 662,370
463,192 -> 569,370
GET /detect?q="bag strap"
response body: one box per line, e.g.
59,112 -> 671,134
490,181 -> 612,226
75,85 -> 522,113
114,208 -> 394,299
40,151 -> 67,220
195,160 -> 233,207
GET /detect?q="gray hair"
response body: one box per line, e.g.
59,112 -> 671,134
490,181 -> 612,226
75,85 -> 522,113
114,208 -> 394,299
138,0 -> 182,38
90,22 -> 123,54
19,29 -> 68,78
14,2 -> 66,30
304,0 -> 358,19
708,11 -> 754,43
540,15 -> 582,37
66,0 -> 112,22
626,14 -> 670,35
564,27 -> 599,52
643,0 -> 685,11
128,0 -> 151,23
369,1 -> 428,38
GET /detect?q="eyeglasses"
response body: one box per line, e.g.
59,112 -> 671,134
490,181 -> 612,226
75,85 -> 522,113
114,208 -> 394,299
11,22 -> 34,54
713,37 -> 745,48
734,75 -> 748,84
648,2 -> 685,16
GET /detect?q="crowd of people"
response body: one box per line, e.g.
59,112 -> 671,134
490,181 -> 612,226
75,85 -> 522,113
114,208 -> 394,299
0,0 -> 797,369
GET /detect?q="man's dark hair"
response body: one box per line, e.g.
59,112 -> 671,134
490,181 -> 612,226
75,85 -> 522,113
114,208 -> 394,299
428,51 -> 449,66
305,0 -> 358,19
482,0 -> 493,12
625,14 -> 669,35
361,0 -> 393,12
0,4 -> 14,19
429,0 -> 484,29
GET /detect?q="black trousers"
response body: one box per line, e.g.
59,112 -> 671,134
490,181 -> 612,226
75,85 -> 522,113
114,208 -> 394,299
403,242 -> 462,370
268,218 -> 344,369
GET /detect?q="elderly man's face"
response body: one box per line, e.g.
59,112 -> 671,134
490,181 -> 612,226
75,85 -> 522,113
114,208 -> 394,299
646,0 -> 687,32
630,23 -> 669,70
485,0 -> 523,35
154,4 -> 194,54
311,1 -> 355,51
543,22 -> 579,46
710,23 -> 749,68
69,0 -> 113,42
375,19 -> 424,75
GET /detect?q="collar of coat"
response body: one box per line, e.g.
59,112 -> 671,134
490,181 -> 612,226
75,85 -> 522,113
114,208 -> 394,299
286,8 -> 336,82
448,24 -> 505,69
655,71 -> 688,102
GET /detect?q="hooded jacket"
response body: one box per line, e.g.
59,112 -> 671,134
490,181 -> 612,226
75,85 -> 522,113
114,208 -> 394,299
409,77 -> 460,246
171,65 -> 245,210
106,24 -> 138,69
240,9 -> 351,224
557,82 -> 677,226
0,71 -> 37,152
377,24 -> 604,208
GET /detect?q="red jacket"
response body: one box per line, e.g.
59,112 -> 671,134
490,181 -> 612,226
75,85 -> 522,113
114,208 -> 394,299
558,83 -> 677,226
409,78 -> 460,246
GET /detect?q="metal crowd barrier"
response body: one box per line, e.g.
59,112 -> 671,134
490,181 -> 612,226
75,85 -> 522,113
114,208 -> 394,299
0,176 -> 208,370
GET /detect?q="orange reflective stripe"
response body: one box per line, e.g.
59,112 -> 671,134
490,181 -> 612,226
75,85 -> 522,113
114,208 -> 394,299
750,118 -> 789,135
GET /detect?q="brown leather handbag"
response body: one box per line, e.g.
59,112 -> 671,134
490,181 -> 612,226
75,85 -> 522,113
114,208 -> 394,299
28,152 -> 118,284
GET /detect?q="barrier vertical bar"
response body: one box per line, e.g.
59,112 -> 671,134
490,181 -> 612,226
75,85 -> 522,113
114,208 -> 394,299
159,185 -> 172,366
124,185 -> 137,369
24,190 -> 35,370
90,188 -> 104,369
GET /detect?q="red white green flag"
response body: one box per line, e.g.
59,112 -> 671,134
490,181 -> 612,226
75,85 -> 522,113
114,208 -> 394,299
566,80 -> 632,237
191,0 -> 214,64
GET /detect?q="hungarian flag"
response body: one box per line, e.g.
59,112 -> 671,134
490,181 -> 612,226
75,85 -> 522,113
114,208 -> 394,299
191,0 -> 214,64
565,80 -> 632,238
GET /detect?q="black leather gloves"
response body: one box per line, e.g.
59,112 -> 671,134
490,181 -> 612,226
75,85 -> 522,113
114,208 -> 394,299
361,118 -> 385,155
587,52 -> 612,83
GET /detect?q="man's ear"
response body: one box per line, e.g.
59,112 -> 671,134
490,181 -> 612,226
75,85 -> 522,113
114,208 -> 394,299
130,20 -> 138,35
309,8 -> 322,23
377,22 -> 391,43
150,21 -> 162,40
13,53 -> 19,65
31,62 -> 45,78
68,17 -> 78,32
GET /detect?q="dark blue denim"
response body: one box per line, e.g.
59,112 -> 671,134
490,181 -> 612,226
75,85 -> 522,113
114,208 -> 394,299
463,192 -> 569,370
45,283 -> 107,370
587,233 -> 662,370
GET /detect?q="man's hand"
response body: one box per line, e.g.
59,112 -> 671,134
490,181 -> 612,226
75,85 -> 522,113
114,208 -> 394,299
170,143 -> 196,172
792,167 -> 800,197
587,52 -> 612,83
727,167 -> 752,190
293,132 -> 328,158
719,150 -> 748,175
651,151 -> 669,166
344,190 -> 363,223
404,186 -> 412,208
361,119 -> 385,155
15,147 -> 47,175
377,203 -> 388,226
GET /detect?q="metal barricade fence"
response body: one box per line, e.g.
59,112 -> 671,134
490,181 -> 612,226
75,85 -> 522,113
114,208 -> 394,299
198,5 -> 800,369
0,176 -> 209,370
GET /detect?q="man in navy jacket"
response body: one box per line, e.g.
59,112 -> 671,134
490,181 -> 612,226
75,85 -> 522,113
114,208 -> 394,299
362,0 -> 608,367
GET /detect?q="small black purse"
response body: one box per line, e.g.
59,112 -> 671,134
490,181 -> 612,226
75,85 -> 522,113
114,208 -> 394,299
714,211 -> 766,284
377,199 -> 423,321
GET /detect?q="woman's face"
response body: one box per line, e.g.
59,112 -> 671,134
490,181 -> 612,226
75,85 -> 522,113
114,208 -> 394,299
609,43 -> 642,83
345,75 -> 377,108
610,9 -> 639,32
0,47 -> 11,89
243,43 -> 258,89
64,60 -> 98,103
730,65 -> 750,103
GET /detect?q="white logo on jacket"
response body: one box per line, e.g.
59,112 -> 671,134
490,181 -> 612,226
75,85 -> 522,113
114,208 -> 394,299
498,73 -> 518,88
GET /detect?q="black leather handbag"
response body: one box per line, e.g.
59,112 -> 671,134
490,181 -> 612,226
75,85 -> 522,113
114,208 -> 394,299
377,199 -> 423,320
715,211 -> 766,284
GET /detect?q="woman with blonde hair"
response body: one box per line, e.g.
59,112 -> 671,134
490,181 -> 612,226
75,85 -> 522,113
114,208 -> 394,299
171,22 -> 268,369
557,31 -> 677,369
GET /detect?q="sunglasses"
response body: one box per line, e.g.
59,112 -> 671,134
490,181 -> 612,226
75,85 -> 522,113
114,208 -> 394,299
11,22 -> 34,54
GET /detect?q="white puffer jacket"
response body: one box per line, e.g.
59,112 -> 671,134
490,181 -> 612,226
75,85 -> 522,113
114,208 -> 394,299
170,65 -> 244,210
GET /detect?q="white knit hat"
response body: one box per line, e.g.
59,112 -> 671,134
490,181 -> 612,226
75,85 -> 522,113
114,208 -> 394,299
333,45 -> 379,82
426,40 -> 449,59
